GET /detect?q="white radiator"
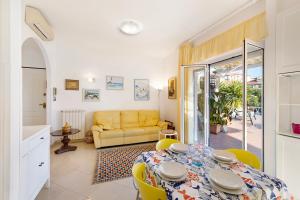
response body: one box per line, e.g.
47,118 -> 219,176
61,110 -> 86,140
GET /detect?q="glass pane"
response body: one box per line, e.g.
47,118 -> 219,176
246,44 -> 264,161
183,66 -> 206,144
209,57 -> 243,150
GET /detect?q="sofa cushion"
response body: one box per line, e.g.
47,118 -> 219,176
121,111 -> 139,128
143,126 -> 161,135
94,111 -> 120,129
139,110 -> 160,127
122,128 -> 145,137
100,129 -> 123,139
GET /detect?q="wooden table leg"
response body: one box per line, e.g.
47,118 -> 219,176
54,135 -> 77,154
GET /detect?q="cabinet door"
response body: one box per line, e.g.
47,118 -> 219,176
28,138 -> 50,200
277,4 -> 300,74
276,135 -> 300,198
20,154 -> 35,200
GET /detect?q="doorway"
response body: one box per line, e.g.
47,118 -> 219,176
22,38 -> 48,126
180,40 -> 264,164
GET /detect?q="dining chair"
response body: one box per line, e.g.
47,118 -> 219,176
155,138 -> 180,151
226,148 -> 261,170
132,163 -> 167,200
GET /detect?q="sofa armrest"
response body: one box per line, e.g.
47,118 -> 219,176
157,121 -> 168,130
91,125 -> 104,133
91,125 -> 103,148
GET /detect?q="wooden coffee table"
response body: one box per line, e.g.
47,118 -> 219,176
51,128 -> 80,154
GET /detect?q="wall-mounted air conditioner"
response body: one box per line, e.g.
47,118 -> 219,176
25,6 -> 54,41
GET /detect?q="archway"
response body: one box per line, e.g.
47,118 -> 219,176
22,38 -> 50,126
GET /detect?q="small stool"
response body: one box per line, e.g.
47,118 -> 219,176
159,129 -> 178,140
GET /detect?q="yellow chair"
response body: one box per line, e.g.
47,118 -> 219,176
155,138 -> 180,151
132,163 -> 167,200
226,148 -> 261,170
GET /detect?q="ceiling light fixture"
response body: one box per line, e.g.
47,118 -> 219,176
119,19 -> 143,35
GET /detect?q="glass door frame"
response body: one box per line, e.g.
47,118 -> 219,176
180,64 -> 210,145
243,39 -> 265,153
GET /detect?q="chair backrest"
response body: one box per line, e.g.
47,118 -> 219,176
156,138 -> 180,151
226,148 -> 261,170
132,163 -> 167,200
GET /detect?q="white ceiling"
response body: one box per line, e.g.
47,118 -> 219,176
24,0 -> 253,58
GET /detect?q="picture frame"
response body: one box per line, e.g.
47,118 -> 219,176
168,77 -> 177,99
106,76 -> 124,90
134,79 -> 150,101
82,89 -> 100,102
65,79 -> 79,90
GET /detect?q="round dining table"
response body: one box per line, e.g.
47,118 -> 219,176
135,144 -> 292,200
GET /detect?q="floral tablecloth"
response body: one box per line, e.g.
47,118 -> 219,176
135,144 -> 292,200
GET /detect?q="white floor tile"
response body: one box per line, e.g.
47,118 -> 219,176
37,142 -> 136,200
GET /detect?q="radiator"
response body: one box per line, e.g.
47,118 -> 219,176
61,110 -> 86,140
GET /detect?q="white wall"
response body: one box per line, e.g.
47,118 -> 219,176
50,33 -> 167,131
22,38 -> 45,68
160,49 -> 179,129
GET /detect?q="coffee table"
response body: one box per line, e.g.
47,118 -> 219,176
51,128 -> 80,154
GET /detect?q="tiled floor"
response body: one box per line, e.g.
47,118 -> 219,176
36,142 -> 137,200
209,116 -> 263,159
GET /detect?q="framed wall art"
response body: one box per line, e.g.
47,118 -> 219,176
168,77 -> 177,99
82,89 -> 100,102
65,79 -> 79,90
134,79 -> 150,101
106,76 -> 124,90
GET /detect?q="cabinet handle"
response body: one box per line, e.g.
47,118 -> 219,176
40,137 -> 44,140
38,162 -> 44,167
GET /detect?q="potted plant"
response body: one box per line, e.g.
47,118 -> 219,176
209,94 -> 224,134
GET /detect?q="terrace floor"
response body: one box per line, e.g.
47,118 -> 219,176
209,115 -> 263,160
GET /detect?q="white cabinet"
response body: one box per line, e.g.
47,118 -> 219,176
276,4 -> 300,74
276,134 -> 300,199
21,126 -> 50,200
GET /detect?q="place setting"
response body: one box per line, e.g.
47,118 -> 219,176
207,168 -> 247,195
211,149 -> 238,165
156,161 -> 187,182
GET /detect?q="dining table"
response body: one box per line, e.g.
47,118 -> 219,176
135,144 -> 292,200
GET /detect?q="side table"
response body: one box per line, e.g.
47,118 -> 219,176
51,128 -> 80,154
159,129 -> 178,140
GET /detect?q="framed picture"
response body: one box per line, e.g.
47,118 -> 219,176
82,89 -> 100,102
65,79 -> 79,90
168,77 -> 177,99
134,79 -> 150,101
106,76 -> 124,90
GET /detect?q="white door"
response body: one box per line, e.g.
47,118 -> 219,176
22,68 -> 47,126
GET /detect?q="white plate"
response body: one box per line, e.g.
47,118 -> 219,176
212,150 -> 236,162
209,168 -> 244,190
208,178 -> 246,195
159,161 -> 187,179
158,171 -> 187,182
169,144 -> 188,153
212,155 -> 238,164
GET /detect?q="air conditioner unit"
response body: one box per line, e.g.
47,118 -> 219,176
25,6 -> 54,41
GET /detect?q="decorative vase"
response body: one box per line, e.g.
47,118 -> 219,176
62,122 -> 71,133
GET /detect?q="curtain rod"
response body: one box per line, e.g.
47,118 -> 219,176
185,0 -> 258,43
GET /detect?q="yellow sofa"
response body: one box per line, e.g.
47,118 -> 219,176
91,110 -> 168,148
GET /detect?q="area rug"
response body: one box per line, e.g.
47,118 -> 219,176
94,142 -> 156,184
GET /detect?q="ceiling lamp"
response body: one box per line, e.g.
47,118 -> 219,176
119,19 -> 143,35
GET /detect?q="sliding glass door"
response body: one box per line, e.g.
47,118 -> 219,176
244,40 -> 264,161
208,40 -> 264,163
181,65 -> 209,145
180,41 -> 264,166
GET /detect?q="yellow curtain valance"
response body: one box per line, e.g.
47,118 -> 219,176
179,12 -> 267,65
